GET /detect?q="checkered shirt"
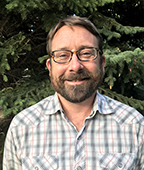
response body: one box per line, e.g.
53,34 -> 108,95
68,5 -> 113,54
3,91 -> 144,170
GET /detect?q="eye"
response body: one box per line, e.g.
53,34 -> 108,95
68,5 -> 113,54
55,51 -> 70,58
80,49 -> 92,57
59,53 -> 69,58
82,51 -> 91,55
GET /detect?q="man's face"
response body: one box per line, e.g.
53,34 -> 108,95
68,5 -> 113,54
46,25 -> 105,103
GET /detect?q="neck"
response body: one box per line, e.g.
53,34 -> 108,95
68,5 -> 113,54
57,92 -> 96,131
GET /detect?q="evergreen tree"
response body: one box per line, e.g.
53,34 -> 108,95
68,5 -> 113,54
1,0 -> 144,168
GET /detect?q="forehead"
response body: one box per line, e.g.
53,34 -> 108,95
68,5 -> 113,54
51,25 -> 98,50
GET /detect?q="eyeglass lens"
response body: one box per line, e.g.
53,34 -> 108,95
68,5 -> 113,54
52,48 -> 98,63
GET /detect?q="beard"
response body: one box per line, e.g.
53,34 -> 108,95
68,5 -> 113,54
50,65 -> 103,103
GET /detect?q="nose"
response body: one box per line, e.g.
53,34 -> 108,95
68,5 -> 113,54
68,52 -> 83,72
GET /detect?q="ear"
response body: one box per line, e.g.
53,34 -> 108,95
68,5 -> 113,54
46,59 -> 51,76
102,55 -> 106,72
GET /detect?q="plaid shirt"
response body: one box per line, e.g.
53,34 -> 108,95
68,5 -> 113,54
3,91 -> 144,170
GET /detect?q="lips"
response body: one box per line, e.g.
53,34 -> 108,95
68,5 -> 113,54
64,74 -> 90,81
64,77 -> 90,87
65,77 -> 90,85
66,77 -> 89,81
59,71 -> 91,85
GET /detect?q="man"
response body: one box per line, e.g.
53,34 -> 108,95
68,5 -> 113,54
3,16 -> 144,169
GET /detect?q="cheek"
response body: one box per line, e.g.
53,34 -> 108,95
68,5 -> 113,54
84,62 -> 98,72
50,63 -> 67,78
88,63 -> 103,77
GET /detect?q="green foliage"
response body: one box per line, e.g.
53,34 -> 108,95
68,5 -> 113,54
0,32 -> 31,82
5,0 -> 97,20
0,77 -> 54,117
38,55 -> 49,63
93,12 -> 144,41
0,0 -> 144,114
1,0 -> 144,168
0,0 -> 144,116
99,86 -> 144,112
104,48 -> 144,91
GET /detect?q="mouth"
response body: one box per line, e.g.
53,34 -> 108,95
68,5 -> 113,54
65,78 -> 89,85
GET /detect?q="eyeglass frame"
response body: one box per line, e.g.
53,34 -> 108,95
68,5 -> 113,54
50,47 -> 102,64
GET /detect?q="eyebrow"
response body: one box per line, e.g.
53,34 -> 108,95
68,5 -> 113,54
52,47 -> 69,51
78,45 -> 94,49
53,45 -> 95,51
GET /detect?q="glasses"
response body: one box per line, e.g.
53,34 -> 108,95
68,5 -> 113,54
50,47 -> 101,64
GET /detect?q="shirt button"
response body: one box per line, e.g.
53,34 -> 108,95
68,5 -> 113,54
35,166 -> 39,170
118,162 -> 123,168
77,166 -> 82,170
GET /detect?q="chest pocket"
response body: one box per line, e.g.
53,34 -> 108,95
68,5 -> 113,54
99,153 -> 136,170
22,155 -> 59,170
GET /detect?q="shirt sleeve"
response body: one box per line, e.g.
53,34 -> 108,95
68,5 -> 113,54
3,126 -> 22,170
135,130 -> 144,170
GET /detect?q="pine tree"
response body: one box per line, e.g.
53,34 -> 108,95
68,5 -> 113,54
1,0 -> 144,167
1,0 -> 144,116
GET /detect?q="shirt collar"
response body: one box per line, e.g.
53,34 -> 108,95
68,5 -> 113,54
44,91 -> 143,125
93,91 -> 114,115
44,92 -> 62,115
44,91 -> 114,116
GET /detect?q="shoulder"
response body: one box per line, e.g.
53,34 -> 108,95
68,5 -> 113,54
97,92 -> 144,125
10,93 -> 58,128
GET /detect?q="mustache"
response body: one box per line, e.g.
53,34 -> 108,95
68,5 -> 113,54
60,72 -> 91,81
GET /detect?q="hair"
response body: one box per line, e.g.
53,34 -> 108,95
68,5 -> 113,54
46,16 -> 103,57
